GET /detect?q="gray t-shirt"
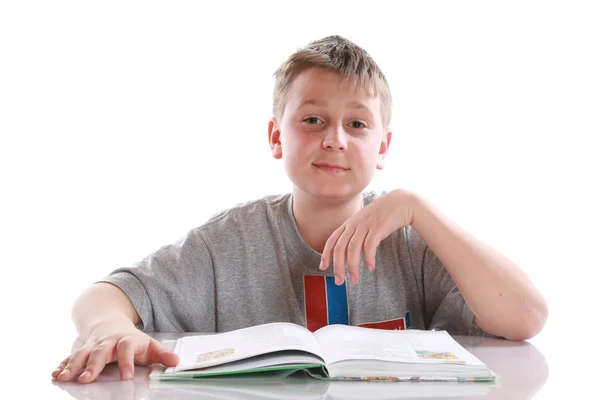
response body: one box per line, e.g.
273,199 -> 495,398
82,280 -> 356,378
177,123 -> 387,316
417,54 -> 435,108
101,191 -> 489,336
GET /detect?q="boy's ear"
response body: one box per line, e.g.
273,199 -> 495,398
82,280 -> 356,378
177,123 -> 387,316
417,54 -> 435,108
268,118 -> 283,160
376,130 -> 392,170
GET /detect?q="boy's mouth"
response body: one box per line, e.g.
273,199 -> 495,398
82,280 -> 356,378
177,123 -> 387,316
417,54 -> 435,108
312,162 -> 350,174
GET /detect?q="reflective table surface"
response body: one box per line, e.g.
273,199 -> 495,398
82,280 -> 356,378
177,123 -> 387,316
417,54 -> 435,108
52,333 -> 548,399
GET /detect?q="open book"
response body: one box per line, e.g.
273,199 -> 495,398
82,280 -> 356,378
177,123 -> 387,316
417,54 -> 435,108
150,322 -> 496,382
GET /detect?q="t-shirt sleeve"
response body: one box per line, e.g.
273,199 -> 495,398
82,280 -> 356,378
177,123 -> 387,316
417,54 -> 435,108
98,228 -> 215,333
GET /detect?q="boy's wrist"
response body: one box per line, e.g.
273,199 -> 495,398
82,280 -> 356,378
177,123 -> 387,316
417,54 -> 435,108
404,190 -> 434,231
390,188 -> 424,226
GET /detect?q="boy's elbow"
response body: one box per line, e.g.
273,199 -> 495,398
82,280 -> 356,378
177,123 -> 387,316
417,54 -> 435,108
477,298 -> 548,341
504,301 -> 549,341
527,299 -> 549,339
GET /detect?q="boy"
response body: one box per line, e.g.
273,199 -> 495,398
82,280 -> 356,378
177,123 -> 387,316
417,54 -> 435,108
52,35 -> 547,384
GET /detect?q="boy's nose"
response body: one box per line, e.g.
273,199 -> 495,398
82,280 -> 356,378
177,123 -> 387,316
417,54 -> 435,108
322,125 -> 348,151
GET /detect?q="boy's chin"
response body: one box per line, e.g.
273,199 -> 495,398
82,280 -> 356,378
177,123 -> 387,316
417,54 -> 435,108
295,185 -> 364,203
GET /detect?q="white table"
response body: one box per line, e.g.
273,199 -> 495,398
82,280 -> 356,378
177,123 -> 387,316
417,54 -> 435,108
51,333 -> 548,399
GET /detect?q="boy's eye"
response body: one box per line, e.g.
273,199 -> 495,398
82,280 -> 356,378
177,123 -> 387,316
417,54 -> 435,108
302,118 -> 366,128
303,117 -> 323,125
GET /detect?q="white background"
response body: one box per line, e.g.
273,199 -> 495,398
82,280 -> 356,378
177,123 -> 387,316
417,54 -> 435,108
1,1 -> 598,398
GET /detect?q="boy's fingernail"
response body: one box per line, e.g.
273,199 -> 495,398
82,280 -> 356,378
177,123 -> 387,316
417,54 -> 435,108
79,371 -> 90,380
58,368 -> 69,378
319,260 -> 324,270
122,368 -> 132,380
368,264 -> 375,271
335,276 -> 342,285
52,368 -> 62,376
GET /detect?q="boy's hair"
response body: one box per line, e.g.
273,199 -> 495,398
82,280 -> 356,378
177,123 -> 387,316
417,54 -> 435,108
273,35 -> 392,131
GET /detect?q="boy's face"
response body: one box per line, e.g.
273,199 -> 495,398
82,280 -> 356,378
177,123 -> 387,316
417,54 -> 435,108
269,67 -> 391,202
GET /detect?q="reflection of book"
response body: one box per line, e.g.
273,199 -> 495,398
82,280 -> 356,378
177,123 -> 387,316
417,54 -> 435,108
149,375 -> 495,400
150,322 -> 496,382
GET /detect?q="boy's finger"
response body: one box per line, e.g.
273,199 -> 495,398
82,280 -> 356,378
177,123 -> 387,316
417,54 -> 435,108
364,230 -> 378,271
347,228 -> 366,284
333,227 -> 354,285
159,350 -> 180,367
78,343 -> 114,383
57,348 -> 90,381
148,338 -> 180,367
116,337 -> 137,380
320,226 -> 343,271
52,356 -> 72,378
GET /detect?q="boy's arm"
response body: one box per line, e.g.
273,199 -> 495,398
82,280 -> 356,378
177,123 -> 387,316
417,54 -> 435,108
410,195 -> 548,341
72,282 -> 141,339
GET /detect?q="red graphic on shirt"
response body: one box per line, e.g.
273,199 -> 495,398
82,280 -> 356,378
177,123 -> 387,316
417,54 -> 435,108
304,275 -> 329,332
358,316 -> 409,331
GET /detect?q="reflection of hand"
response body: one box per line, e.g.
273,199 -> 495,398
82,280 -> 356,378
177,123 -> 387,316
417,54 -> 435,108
52,363 -> 150,400
51,321 -> 179,384
320,189 -> 417,285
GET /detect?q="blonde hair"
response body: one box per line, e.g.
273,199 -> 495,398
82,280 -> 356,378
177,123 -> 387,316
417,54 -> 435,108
273,35 -> 392,130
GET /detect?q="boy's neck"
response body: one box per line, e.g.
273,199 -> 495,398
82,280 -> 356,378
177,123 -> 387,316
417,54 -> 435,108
292,188 -> 363,255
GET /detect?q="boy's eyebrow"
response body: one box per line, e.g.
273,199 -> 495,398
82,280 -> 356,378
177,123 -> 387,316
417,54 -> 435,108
299,99 -> 371,112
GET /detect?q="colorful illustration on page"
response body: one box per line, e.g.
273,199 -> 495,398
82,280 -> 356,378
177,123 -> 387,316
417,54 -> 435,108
196,348 -> 235,364
416,350 -> 457,360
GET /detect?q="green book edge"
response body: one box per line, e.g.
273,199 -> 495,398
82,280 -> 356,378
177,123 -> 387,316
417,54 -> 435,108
158,364 -> 328,380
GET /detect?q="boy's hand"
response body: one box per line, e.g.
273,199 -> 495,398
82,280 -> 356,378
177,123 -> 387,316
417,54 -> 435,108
51,322 -> 179,384
319,189 -> 419,285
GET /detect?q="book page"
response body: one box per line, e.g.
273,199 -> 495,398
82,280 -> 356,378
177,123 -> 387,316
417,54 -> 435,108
314,325 -> 485,366
170,322 -> 325,372
163,351 -> 323,377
